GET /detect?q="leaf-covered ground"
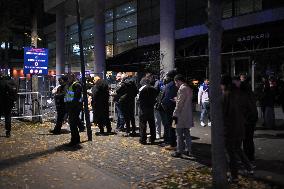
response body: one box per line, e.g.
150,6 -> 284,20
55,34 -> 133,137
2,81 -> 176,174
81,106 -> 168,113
0,121 -> 275,189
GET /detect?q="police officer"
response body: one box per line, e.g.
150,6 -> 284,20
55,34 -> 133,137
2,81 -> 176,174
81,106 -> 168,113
49,76 -> 68,134
0,74 -> 17,137
64,74 -> 82,146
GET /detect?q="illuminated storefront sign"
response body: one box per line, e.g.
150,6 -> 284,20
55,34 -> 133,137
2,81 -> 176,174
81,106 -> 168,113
237,32 -> 270,42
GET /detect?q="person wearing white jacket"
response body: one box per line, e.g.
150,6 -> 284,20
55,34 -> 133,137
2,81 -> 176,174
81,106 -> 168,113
171,74 -> 194,158
198,78 -> 211,127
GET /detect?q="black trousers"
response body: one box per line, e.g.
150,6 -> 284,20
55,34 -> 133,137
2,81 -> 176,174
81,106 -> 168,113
53,108 -> 66,132
139,111 -> 156,143
1,109 -> 12,132
67,103 -> 81,144
97,118 -> 112,133
243,124 -> 256,161
226,139 -> 252,178
122,103 -> 136,134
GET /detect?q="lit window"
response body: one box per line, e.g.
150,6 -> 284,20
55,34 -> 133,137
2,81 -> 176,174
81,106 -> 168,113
115,1 -> 137,18
114,14 -> 137,31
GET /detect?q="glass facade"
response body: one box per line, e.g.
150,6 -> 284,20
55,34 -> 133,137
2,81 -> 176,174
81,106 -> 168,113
112,1 -> 137,55
223,0 -> 263,18
45,0 -> 269,70
46,0 -> 137,71
137,0 -> 160,38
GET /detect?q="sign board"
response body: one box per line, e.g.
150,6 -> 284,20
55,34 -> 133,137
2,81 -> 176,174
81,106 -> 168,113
24,47 -> 48,75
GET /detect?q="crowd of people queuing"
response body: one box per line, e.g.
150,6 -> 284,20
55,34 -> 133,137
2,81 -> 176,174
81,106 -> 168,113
1,69 -> 284,183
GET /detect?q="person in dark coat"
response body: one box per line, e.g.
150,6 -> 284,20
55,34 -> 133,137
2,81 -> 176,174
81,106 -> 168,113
112,75 -> 126,132
92,79 -> 112,135
221,75 -> 253,182
0,74 -> 17,137
138,78 -> 158,144
49,76 -> 68,134
239,75 -> 258,161
160,70 -> 178,150
122,78 -> 138,136
262,76 -> 277,128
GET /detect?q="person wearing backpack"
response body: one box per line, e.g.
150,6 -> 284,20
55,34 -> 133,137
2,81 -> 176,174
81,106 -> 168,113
0,74 -> 18,137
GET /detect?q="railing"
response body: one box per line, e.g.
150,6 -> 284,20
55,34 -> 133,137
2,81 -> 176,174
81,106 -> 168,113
12,92 -> 43,120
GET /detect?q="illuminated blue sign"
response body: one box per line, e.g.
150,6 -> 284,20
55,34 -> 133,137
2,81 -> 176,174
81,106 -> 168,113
24,47 -> 48,75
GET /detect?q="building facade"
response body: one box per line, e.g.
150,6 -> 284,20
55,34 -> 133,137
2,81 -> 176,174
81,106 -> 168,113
44,0 -> 284,85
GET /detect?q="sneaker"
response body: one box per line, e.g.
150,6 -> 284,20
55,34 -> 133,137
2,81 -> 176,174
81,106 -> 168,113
248,170 -> 254,175
208,122 -> 211,127
200,121 -> 206,127
156,134 -> 161,140
183,151 -> 193,157
171,152 -> 182,158
228,176 -> 238,184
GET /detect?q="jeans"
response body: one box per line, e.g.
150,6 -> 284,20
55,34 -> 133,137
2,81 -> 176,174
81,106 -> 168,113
154,109 -> 162,136
115,103 -> 125,130
160,110 -> 176,147
176,128 -> 192,153
200,102 -> 210,122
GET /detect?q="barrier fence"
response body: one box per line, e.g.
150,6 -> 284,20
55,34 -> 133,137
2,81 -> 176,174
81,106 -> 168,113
7,80 -> 141,122
12,92 -> 43,120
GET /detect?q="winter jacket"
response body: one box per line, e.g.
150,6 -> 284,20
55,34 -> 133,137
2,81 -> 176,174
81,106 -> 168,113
223,87 -> 247,140
161,81 -> 178,113
173,84 -> 194,129
198,83 -> 209,104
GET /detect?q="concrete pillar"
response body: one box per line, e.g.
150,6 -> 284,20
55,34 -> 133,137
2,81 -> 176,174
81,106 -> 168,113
160,0 -> 176,78
94,0 -> 106,79
56,6 -> 65,78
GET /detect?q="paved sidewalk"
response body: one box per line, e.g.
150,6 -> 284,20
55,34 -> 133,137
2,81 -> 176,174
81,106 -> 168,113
0,121 -> 201,189
0,115 -> 284,189
190,113 -> 284,187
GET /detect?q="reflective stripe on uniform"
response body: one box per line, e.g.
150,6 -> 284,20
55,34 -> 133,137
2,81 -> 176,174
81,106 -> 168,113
64,82 -> 82,102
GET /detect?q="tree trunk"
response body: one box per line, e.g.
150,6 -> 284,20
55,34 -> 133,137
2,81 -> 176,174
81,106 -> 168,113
208,0 -> 228,188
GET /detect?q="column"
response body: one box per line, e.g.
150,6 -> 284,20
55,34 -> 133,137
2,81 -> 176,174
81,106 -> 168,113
160,0 -> 176,78
56,5 -> 65,78
94,0 -> 106,78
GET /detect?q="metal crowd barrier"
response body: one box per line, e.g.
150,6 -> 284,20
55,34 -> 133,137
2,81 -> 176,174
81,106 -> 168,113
109,95 -> 116,121
108,95 -> 139,123
11,92 -> 43,120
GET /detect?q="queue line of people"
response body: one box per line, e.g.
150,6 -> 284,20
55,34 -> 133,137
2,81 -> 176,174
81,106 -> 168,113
2,69 -> 282,184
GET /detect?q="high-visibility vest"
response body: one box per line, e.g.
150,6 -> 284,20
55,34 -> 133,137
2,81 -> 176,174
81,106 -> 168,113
64,82 -> 82,102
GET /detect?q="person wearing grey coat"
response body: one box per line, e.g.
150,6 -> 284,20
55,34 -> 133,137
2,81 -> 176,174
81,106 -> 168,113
171,74 -> 194,157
